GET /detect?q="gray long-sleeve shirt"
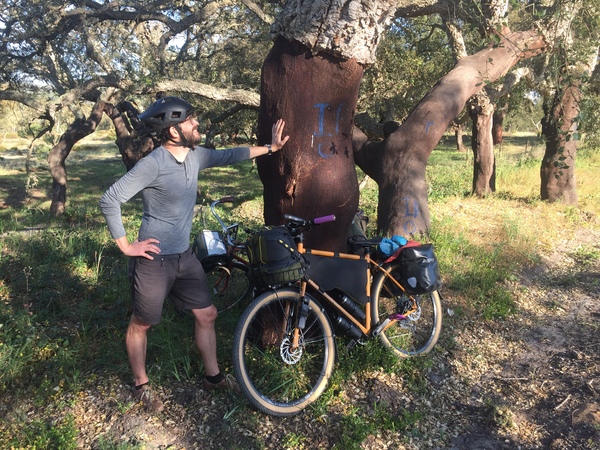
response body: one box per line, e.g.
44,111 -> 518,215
99,145 -> 250,255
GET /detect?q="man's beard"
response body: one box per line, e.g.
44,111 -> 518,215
182,127 -> 202,147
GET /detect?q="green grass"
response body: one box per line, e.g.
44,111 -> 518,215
0,132 -> 599,448
569,244 -> 600,266
4,415 -> 78,450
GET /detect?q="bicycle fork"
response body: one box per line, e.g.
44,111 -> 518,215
288,282 -> 310,352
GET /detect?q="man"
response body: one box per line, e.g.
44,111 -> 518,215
99,96 -> 289,412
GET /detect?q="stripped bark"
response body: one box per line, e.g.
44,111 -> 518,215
257,38 -> 364,251
469,91 -> 496,196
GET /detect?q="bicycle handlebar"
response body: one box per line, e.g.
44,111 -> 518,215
209,197 -> 239,245
314,214 -> 336,224
283,213 -> 336,236
208,195 -> 336,243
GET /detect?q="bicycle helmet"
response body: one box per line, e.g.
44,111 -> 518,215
138,96 -> 195,134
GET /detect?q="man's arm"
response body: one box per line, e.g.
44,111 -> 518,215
114,236 -> 161,260
99,156 -> 160,258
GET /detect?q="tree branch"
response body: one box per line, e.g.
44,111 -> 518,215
241,0 -> 273,24
0,91 -> 46,112
151,79 -> 260,107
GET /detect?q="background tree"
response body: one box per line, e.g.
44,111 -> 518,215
537,2 -> 600,204
0,0 -> 271,213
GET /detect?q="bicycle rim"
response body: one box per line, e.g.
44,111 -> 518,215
373,266 -> 442,356
207,262 -> 251,312
232,289 -> 335,417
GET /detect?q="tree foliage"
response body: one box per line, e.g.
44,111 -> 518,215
0,0 -> 274,138
360,16 -> 454,125
2,0 -> 597,146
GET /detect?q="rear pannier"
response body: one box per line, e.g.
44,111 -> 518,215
386,244 -> 442,295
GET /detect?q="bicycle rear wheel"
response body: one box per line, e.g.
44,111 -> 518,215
372,263 -> 442,357
232,288 -> 336,417
206,261 -> 252,312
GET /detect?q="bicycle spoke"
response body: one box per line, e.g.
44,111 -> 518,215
207,263 -> 251,312
374,263 -> 442,356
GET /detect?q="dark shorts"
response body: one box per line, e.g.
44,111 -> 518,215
129,247 -> 211,325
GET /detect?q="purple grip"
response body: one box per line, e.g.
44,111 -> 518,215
313,214 -> 336,224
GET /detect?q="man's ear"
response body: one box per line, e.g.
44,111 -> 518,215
166,125 -> 179,140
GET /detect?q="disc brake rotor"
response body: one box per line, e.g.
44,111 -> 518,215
280,335 -> 304,364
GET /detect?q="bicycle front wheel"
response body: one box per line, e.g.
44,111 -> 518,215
232,288 -> 336,417
372,263 -> 442,357
206,261 -> 251,312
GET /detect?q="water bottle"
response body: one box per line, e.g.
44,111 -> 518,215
332,314 -> 363,340
338,294 -> 366,321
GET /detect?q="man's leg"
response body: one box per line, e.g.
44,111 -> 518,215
191,305 -> 240,393
175,251 -> 239,392
126,314 -> 152,386
126,313 -> 164,411
191,305 -> 220,377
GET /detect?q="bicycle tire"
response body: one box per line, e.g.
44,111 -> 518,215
206,260 -> 252,313
232,288 -> 336,417
372,262 -> 442,357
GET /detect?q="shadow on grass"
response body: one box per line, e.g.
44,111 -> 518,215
0,228 -> 131,407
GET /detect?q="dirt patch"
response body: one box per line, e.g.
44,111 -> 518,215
439,230 -> 600,449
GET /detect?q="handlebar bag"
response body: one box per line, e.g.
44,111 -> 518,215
193,230 -> 226,261
246,226 -> 307,289
387,244 -> 442,295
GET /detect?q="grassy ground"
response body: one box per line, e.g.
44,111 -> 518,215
0,132 -> 598,448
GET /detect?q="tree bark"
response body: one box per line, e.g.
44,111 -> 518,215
109,101 -> 156,170
453,122 -> 466,152
272,0 -> 396,65
540,83 -> 580,204
492,109 -> 504,145
469,91 -> 496,196
257,38 -> 364,251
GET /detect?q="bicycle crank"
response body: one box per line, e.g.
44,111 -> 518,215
396,296 -> 421,325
